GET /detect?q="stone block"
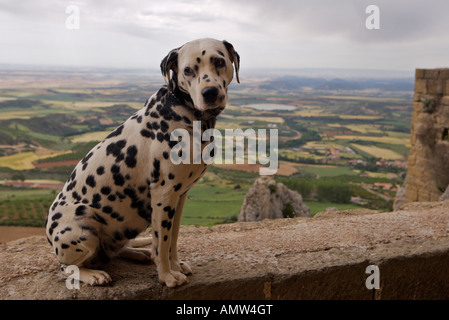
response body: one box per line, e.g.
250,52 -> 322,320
412,101 -> 423,113
427,79 -> 443,95
424,69 -> 440,79
444,80 -> 449,95
414,79 -> 427,94
415,69 -> 426,79
441,95 -> 449,106
438,69 -> 449,80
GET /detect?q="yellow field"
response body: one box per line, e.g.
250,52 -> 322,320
339,115 -> 383,120
0,150 -> 72,170
351,143 -> 403,160
333,135 -> 409,146
0,111 -> 31,120
279,149 -> 323,159
72,131 -> 110,143
304,141 -> 345,149
327,123 -> 383,134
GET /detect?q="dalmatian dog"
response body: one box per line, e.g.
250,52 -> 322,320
45,38 -> 240,288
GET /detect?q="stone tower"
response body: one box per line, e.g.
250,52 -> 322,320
403,68 -> 449,204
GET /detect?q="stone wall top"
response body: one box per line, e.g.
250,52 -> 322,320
1,201 -> 449,300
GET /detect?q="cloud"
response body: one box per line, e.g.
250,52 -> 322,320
0,0 -> 448,70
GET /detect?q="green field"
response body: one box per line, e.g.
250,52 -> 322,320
296,165 -> 357,177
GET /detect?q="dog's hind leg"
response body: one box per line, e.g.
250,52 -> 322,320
128,237 -> 152,248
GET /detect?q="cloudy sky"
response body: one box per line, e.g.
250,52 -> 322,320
1,0 -> 448,73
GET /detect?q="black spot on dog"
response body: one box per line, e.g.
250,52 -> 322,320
61,243 -> 69,249
50,221 -> 58,231
151,158 -> 160,182
51,201 -> 59,211
75,205 -> 87,216
106,139 -> 126,163
96,166 -> 105,175
111,164 -> 120,174
72,191 -> 82,201
101,186 -> 111,195
168,173 -> 175,180
160,120 -> 169,133
81,152 -> 93,165
91,193 -> 102,209
52,212 -> 62,220
197,57 -> 201,63
161,220 -> 172,231
168,141 -> 178,149
124,228 -> 139,240
163,151 -> 169,159
182,116 -> 192,124
82,186 -> 87,195
106,124 -> 124,139
114,231 -> 123,241
125,145 -> 138,168
150,111 -> 159,118
141,129 -> 152,138
152,122 -> 160,130
113,173 -> 125,186
92,213 -> 107,225
86,175 -> 96,188
108,194 -> 116,202
164,206 -> 176,219
174,183 -> 182,192
202,50 -> 206,56
102,206 -> 113,214
66,180 -> 76,192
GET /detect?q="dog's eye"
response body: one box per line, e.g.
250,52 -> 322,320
184,67 -> 194,76
215,59 -> 225,68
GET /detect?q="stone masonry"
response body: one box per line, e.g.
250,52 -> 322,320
403,68 -> 449,204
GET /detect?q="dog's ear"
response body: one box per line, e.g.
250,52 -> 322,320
160,47 -> 180,85
223,40 -> 240,84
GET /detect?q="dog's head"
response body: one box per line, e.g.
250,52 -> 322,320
160,38 -> 240,112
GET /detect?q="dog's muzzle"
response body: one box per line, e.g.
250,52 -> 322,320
201,86 -> 219,105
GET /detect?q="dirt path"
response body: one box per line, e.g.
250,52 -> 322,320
0,226 -> 46,243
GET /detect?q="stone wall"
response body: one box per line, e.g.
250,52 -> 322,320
403,68 -> 449,203
2,201 -> 449,300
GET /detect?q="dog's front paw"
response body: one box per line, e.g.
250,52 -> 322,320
172,260 -> 193,275
78,268 -> 112,286
159,270 -> 189,288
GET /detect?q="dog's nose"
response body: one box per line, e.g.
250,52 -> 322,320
201,86 -> 219,104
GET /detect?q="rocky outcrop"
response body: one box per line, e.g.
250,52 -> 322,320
403,68 -> 449,203
1,201 -> 449,300
238,177 -> 310,222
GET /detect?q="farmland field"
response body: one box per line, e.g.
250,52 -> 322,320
0,66 -> 414,228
